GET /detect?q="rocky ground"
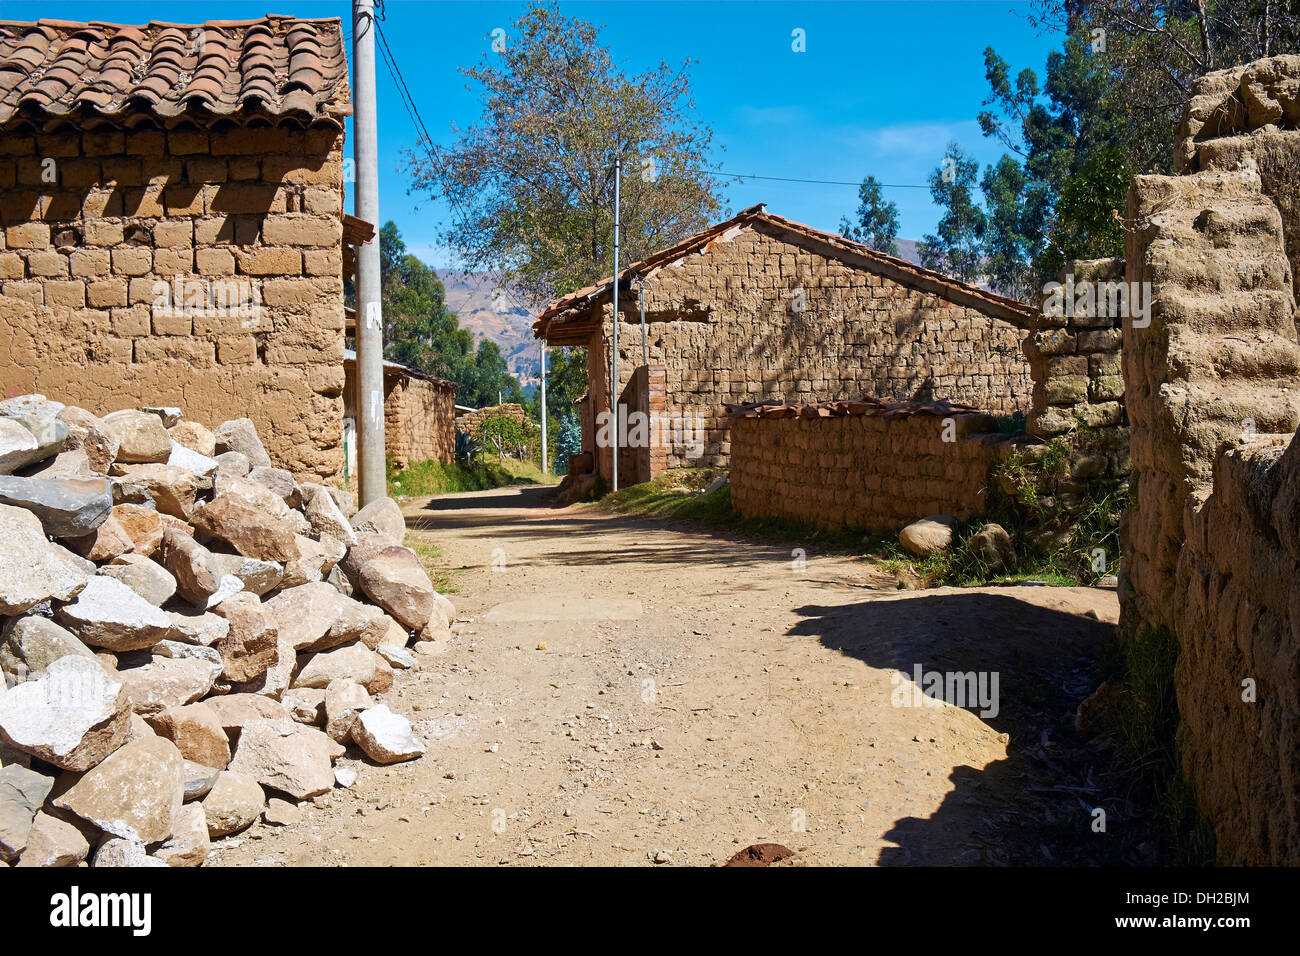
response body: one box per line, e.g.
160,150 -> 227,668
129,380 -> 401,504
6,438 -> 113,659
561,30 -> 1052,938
209,485 -> 1127,867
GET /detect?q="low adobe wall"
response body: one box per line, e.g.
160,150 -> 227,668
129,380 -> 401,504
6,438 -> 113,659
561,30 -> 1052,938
454,402 -> 525,437
728,400 -> 1006,532
344,362 -> 455,469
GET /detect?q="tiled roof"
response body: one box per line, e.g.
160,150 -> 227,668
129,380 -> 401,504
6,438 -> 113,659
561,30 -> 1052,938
0,16 -> 350,129
342,348 -> 457,391
725,397 -> 988,420
534,204 -> 1038,336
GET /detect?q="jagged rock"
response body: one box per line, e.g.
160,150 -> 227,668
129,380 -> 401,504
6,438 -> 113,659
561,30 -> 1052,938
112,503 -> 163,556
112,464 -> 202,519
159,527 -> 222,605
280,533 -> 344,588
282,688 -> 326,725
264,582 -> 388,653
190,494 -> 301,563
263,797 -> 300,827
93,837 -> 167,867
117,657 -> 220,715
210,553 -> 283,597
356,546 -> 437,630
67,515 -> 135,561
168,421 -> 216,458
27,447 -> 94,480
212,474 -> 309,533
0,413 -> 66,475
165,608 -> 229,647
202,575 -> 245,611
325,564 -> 353,597
0,764 -> 55,862
128,713 -> 156,741
293,642 -> 378,690
1,616 -> 96,683
100,555 -> 178,607
56,407 -> 119,475
204,694 -> 289,741
55,575 -> 173,652
148,702 -> 231,769
376,644 -> 416,670
152,641 -> 221,667
324,679 -> 372,743
0,656 -> 129,771
213,451 -> 250,479
53,736 -> 184,843
202,770 -> 264,838
211,601 -> 279,683
166,441 -> 219,478
142,407 -> 182,428
15,811 -> 88,867
0,504 -> 90,615
213,419 -> 272,469
352,706 -> 425,765
228,639 -> 295,700
102,410 -> 171,464
305,487 -> 357,546
248,466 -> 301,509
0,475 -> 112,538
333,766 -> 357,789
969,523 -> 1017,573
900,515 -> 956,557
227,718 -> 343,800
152,802 -> 209,867
350,496 -> 405,546
182,760 -> 220,801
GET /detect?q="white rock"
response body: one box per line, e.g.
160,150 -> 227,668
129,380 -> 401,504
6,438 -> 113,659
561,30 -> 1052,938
55,575 -> 173,652
352,705 -> 425,764
0,656 -> 130,771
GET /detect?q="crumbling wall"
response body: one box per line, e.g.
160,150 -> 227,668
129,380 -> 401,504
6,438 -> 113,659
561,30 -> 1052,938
0,124 -> 347,480
454,403 -> 525,437
1123,54 -> 1300,864
581,221 -> 1032,479
729,401 -> 1004,532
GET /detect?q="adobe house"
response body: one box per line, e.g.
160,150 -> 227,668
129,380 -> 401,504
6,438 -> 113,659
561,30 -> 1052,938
534,204 -> 1038,484
0,16 -> 352,480
342,348 -> 456,474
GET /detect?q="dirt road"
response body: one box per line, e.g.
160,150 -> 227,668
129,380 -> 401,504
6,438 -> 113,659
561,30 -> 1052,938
212,485 -> 1120,867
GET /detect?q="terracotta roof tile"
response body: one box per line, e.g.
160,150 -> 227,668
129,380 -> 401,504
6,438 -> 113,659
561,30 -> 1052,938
0,15 -> 350,129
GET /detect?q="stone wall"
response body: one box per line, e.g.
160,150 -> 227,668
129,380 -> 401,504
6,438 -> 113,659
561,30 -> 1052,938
1122,54 -> 1300,864
0,123 -> 347,481
729,401 -> 1005,532
577,220 -> 1033,479
453,403 -> 526,437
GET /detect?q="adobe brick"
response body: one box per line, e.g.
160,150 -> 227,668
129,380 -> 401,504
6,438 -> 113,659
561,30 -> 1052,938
70,249 -> 111,277
235,247 -> 301,276
89,279 -> 129,308
196,247 -> 236,275
109,303 -> 149,334
111,246 -> 153,276
168,129 -> 210,155
83,130 -> 126,156
44,280 -> 85,309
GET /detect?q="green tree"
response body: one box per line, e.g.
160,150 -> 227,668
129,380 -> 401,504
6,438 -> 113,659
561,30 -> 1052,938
919,143 -> 986,284
839,175 -> 900,255
406,2 -> 726,304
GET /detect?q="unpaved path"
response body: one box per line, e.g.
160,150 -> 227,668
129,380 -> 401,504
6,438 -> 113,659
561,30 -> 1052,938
212,485 -> 1120,867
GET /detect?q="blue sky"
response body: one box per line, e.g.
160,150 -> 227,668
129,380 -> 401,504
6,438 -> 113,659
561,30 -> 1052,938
8,1 -> 1060,268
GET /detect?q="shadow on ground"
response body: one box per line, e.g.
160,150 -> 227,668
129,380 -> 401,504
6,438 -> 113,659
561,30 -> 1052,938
790,591 -> 1147,866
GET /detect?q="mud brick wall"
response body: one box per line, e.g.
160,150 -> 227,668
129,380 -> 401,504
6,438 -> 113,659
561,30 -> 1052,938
1174,436 -> 1300,865
1123,54 -> 1300,864
454,402 -> 526,437
1026,258 -> 1129,480
345,361 -> 454,469
580,221 -> 1032,479
0,124 -> 347,480
729,407 -> 1004,532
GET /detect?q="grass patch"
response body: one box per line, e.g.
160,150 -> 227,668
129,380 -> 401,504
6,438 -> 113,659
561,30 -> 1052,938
404,534 -> 459,595
388,456 -> 551,498
1096,626 -> 1217,865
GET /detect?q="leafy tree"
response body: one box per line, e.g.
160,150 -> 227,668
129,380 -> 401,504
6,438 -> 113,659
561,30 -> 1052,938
839,175 -> 900,255
919,143 -> 987,284
555,412 -> 582,475
480,414 -> 533,461
406,2 -> 726,304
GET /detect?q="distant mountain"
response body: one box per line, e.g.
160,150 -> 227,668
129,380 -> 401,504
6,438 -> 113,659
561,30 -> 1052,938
438,270 -> 542,387
439,238 -> 924,385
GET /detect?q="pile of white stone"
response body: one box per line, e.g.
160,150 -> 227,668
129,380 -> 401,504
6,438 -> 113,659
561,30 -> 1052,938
0,394 -> 455,867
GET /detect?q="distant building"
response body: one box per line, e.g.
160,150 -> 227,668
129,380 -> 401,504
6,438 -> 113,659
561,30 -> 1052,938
533,204 -> 1036,485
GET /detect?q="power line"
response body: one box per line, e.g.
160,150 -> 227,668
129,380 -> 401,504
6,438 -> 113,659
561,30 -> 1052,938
698,166 -> 929,189
374,18 -> 438,165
